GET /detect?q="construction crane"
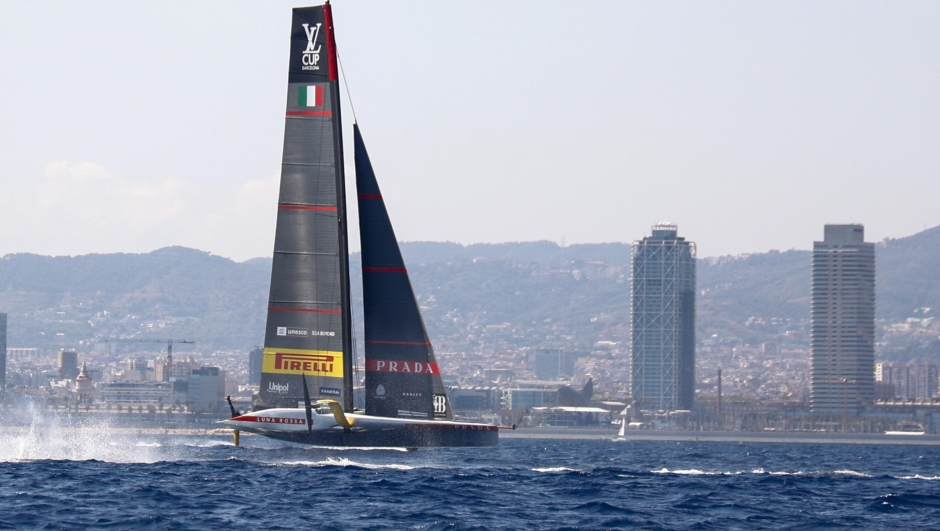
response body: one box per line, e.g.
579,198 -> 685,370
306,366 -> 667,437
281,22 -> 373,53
100,338 -> 195,365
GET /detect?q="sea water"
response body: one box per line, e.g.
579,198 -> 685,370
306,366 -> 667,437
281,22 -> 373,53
1,421 -> 939,530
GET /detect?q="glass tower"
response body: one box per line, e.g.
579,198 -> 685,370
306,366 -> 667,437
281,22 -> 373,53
631,223 -> 696,411
811,224 -> 875,414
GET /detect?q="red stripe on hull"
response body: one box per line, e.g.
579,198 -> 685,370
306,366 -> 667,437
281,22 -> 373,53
358,194 -> 382,199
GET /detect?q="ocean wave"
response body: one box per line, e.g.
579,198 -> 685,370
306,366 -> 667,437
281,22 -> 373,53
182,441 -> 233,448
652,467 -> 882,478
532,467 -> 582,473
897,475 -> 940,481
652,467 -> 742,476
273,457 -> 416,470
833,469 -> 873,478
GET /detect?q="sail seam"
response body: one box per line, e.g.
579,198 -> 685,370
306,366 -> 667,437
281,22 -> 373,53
366,340 -> 431,346
286,111 -> 333,117
278,205 -> 337,211
273,251 -> 339,257
268,307 -> 341,314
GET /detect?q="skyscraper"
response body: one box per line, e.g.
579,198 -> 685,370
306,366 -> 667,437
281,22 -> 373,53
57,348 -> 79,380
249,346 -> 263,386
811,224 -> 875,414
631,223 -> 696,411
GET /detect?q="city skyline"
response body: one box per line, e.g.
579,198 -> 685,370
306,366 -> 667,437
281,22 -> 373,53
1,2 -> 939,261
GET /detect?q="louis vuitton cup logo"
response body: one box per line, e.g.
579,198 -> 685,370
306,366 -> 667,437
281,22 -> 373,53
301,23 -> 322,70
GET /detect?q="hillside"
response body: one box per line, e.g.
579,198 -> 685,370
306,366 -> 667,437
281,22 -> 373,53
0,247 -> 269,352
1,226 -> 939,358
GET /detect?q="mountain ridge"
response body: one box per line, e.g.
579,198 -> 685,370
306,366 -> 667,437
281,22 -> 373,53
0,226 -> 937,357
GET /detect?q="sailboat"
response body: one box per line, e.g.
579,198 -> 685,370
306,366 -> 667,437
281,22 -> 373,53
218,3 -> 499,447
614,407 -> 627,440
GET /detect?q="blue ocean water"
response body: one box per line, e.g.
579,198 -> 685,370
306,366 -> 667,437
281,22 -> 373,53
1,426 -> 939,530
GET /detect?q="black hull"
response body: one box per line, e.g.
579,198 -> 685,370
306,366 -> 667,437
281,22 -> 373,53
252,427 -> 498,448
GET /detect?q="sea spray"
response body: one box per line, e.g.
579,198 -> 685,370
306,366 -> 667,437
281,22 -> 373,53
0,403 -> 170,463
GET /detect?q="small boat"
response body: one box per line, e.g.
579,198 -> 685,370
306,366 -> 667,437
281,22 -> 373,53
885,422 -> 926,436
613,407 -> 627,439
219,3 -> 500,447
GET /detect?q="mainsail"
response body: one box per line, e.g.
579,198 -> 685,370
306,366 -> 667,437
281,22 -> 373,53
355,124 -> 454,421
259,4 -> 353,410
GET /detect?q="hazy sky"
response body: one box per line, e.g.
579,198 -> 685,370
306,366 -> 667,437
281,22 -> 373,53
1,1 -> 937,261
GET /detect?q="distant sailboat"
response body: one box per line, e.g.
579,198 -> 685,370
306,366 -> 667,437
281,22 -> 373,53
219,3 -> 499,447
615,407 -> 626,439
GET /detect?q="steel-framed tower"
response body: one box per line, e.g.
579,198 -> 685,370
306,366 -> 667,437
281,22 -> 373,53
631,223 -> 696,411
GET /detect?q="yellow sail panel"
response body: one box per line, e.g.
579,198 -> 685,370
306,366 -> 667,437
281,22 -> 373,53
262,348 -> 344,377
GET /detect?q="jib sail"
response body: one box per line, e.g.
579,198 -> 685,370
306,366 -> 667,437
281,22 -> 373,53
355,124 -> 454,421
259,4 -> 353,411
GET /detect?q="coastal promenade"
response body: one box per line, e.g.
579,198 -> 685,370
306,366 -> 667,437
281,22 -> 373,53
502,427 -> 940,445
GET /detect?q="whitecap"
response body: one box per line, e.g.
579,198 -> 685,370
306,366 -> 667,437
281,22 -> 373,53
184,441 -> 234,448
653,468 -> 719,475
532,467 -> 581,473
274,457 -> 416,470
833,469 -> 873,478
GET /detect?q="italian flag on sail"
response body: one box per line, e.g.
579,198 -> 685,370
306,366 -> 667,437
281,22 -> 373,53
298,85 -> 324,107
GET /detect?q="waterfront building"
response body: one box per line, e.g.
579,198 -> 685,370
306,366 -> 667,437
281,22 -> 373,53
249,346 -> 263,386
534,348 -> 563,380
810,224 -> 875,414
74,361 -> 95,404
6,348 -> 39,361
57,349 -> 79,380
533,348 -> 579,380
97,381 -> 171,407
631,223 -> 696,411
155,356 -> 200,382
187,366 -> 225,414
502,381 -> 571,410
875,362 -> 938,400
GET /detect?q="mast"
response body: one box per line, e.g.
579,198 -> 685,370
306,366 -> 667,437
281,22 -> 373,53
322,2 -> 354,412
258,4 -> 352,410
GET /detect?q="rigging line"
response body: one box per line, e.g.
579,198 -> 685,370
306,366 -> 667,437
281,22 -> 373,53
336,49 -> 358,124
350,297 -> 362,411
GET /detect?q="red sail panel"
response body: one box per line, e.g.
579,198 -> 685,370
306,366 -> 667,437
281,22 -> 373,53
355,124 -> 454,421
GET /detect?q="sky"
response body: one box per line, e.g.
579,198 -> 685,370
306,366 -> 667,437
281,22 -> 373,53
0,1 -> 938,261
